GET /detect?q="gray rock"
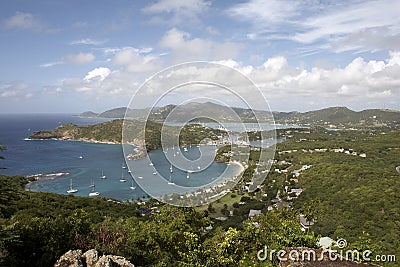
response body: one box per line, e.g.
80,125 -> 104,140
83,249 -> 99,267
54,250 -> 83,267
54,249 -> 134,267
95,255 -> 135,267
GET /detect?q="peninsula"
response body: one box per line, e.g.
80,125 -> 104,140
28,119 -> 228,151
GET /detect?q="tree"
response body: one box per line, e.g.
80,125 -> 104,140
301,198 -> 321,233
207,203 -> 215,213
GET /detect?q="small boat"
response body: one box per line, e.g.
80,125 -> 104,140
78,156 -> 83,159
183,147 -> 188,152
67,179 -> 78,194
88,180 -> 100,196
100,170 -> 106,179
120,172 -> 127,182
153,172 -> 157,175
170,164 -> 173,173
137,176 -> 143,179
197,165 -> 201,170
122,163 -> 127,169
89,191 -> 100,197
149,163 -> 154,166
130,179 -> 136,190
186,171 -> 190,179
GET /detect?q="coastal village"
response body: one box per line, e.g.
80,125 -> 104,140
128,125 -> 377,236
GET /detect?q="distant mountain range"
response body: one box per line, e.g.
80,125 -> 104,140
80,103 -> 400,128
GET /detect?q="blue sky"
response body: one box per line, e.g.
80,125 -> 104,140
0,0 -> 399,113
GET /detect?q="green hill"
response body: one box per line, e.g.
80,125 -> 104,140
81,104 -> 400,128
274,106 -> 400,128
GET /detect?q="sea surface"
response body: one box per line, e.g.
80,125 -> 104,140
0,114 -> 247,201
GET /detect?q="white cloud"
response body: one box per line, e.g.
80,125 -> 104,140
205,26 -> 220,36
139,53 -> 400,109
243,53 -> 400,104
70,38 -> 107,45
39,61 -> 64,68
159,28 -> 242,62
57,48 -> 163,99
4,12 -> 43,31
3,11 -> 57,32
40,53 -> 95,68
227,0 -> 300,26
293,0 -> 400,44
110,47 -> 162,73
228,0 -> 400,53
97,46 -> 153,56
61,66 -> 140,97
84,67 -> 111,81
64,53 -> 95,65
47,51 -> 400,111
142,0 -> 210,25
0,82 -> 29,98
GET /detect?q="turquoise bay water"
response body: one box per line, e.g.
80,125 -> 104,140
0,114 -> 241,201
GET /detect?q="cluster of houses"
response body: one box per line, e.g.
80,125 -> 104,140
278,148 -> 367,158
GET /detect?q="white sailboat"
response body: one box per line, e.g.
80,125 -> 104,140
170,164 -> 173,173
88,180 -> 100,196
130,179 -> 136,190
100,170 -> 106,179
67,179 -> 78,193
89,178 -> 95,187
120,171 -> 127,182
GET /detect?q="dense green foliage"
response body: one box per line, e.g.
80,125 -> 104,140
274,129 -> 400,263
0,174 -> 317,266
214,128 -> 400,266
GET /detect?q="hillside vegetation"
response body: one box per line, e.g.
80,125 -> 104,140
29,119 -> 226,151
0,174 -> 318,266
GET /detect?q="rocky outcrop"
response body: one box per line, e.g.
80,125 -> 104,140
95,255 -> 134,267
83,249 -> 98,266
54,249 -> 134,267
54,250 -> 83,267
